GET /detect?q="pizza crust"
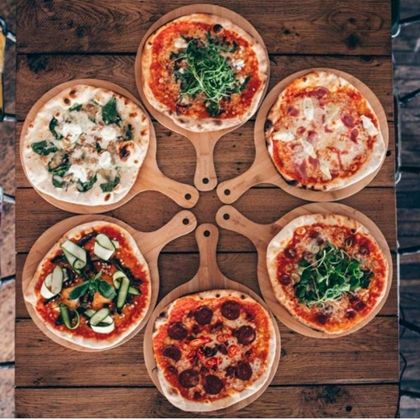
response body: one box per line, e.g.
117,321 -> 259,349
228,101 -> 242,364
24,221 -> 152,350
21,84 -> 150,206
153,289 -> 277,412
141,14 -> 268,133
266,70 -> 386,191
266,214 -> 389,334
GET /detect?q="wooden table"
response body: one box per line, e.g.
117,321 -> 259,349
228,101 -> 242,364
15,0 -> 399,417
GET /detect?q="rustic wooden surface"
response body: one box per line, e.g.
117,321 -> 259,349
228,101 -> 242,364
15,0 -> 399,417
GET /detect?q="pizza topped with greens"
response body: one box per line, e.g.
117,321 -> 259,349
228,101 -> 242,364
141,13 -> 268,132
24,221 -> 151,349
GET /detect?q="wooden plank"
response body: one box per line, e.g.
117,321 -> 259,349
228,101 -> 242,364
0,368 -> 14,418
15,187 -> 397,253
16,0 -> 392,56
15,316 -> 399,387
15,54 -> 394,122
15,384 -> 398,418
15,253 -> 398,318
15,120 -> 396,190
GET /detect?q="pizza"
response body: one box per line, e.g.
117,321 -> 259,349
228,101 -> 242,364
265,70 -> 386,191
21,83 -> 150,206
152,289 -> 276,411
24,221 -> 151,349
266,214 -> 389,334
141,13 -> 268,132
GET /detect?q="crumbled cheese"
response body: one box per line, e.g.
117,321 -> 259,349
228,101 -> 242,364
98,151 -> 112,169
272,130 -> 295,142
301,139 -> 317,158
70,164 -> 88,183
303,97 -> 314,121
361,115 -> 379,136
231,58 -> 245,71
174,37 -> 188,49
99,126 -> 119,148
319,159 -> 332,180
61,123 -> 82,142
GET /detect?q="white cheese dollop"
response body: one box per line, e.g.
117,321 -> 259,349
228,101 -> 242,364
231,58 -> 245,71
70,164 -> 88,183
303,97 -> 314,121
272,130 -> 295,142
361,115 -> 379,136
174,37 -> 188,49
98,151 -> 113,169
319,159 -> 332,180
301,139 -> 317,159
61,123 -> 82,142
99,126 -> 119,148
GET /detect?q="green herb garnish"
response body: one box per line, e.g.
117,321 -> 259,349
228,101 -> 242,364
76,174 -> 97,193
100,176 -> 120,193
69,272 -> 117,301
31,140 -> 57,156
49,117 -> 63,140
172,34 -> 245,116
102,96 -> 121,125
294,243 -> 373,307
48,153 -> 71,177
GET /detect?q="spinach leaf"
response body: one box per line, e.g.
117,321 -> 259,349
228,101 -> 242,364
31,140 -> 57,156
102,97 -> 121,125
69,282 -> 90,300
52,175 -> 65,188
69,103 -> 82,112
100,176 -> 120,193
76,174 -> 97,192
49,117 -> 63,140
48,154 -> 71,177
124,124 -> 133,140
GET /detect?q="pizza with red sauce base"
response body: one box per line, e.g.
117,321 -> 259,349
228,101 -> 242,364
152,289 -> 276,411
266,214 -> 389,334
24,221 -> 151,350
141,14 -> 268,132
265,70 -> 386,191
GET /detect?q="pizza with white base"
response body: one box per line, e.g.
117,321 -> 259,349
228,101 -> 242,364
21,83 -> 150,206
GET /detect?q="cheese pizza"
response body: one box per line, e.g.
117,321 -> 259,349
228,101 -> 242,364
21,83 -> 150,206
24,221 -> 151,349
265,70 -> 386,191
152,289 -> 276,411
267,214 -> 389,334
141,13 -> 268,132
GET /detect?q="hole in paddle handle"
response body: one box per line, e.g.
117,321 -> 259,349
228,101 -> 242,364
184,193 -> 192,200
224,189 -> 231,196
202,177 -> 209,184
182,218 -> 189,225
203,230 -> 211,237
223,213 -> 230,220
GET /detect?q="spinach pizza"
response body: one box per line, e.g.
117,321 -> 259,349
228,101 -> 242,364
21,83 -> 150,206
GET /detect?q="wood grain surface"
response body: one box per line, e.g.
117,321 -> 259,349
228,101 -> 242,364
15,0 -> 398,417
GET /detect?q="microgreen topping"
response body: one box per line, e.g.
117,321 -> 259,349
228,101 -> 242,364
171,33 -> 248,117
294,243 -> 373,307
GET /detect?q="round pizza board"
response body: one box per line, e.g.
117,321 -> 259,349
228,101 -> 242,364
143,223 -> 281,414
19,78 -> 199,214
134,4 -> 270,192
216,203 -> 393,339
21,210 -> 197,352
217,67 -> 389,203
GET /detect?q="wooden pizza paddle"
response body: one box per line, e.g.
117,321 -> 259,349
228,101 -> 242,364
143,223 -> 281,414
19,79 -> 199,214
217,68 -> 389,204
216,203 -> 393,339
21,210 -> 197,352
134,4 -> 270,192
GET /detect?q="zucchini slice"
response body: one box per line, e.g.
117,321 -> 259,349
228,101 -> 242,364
94,234 -> 118,261
40,273 -> 55,299
61,240 -> 87,270
128,286 -> 140,296
91,318 -> 115,334
40,267 -> 63,299
83,309 -> 96,318
59,304 -> 80,330
89,308 -> 110,326
117,276 -> 130,309
112,271 -> 126,289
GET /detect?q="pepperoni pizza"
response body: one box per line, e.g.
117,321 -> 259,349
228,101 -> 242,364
265,70 -> 386,191
152,289 -> 277,411
141,13 -> 268,132
267,214 -> 389,334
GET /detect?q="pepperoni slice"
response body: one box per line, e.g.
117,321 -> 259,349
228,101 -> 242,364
178,369 -> 199,388
168,322 -> 188,340
235,362 -> 253,380
203,375 -> 224,395
341,114 -> 354,128
162,345 -> 181,361
221,300 -> 240,320
194,306 -> 213,325
234,325 -> 256,345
